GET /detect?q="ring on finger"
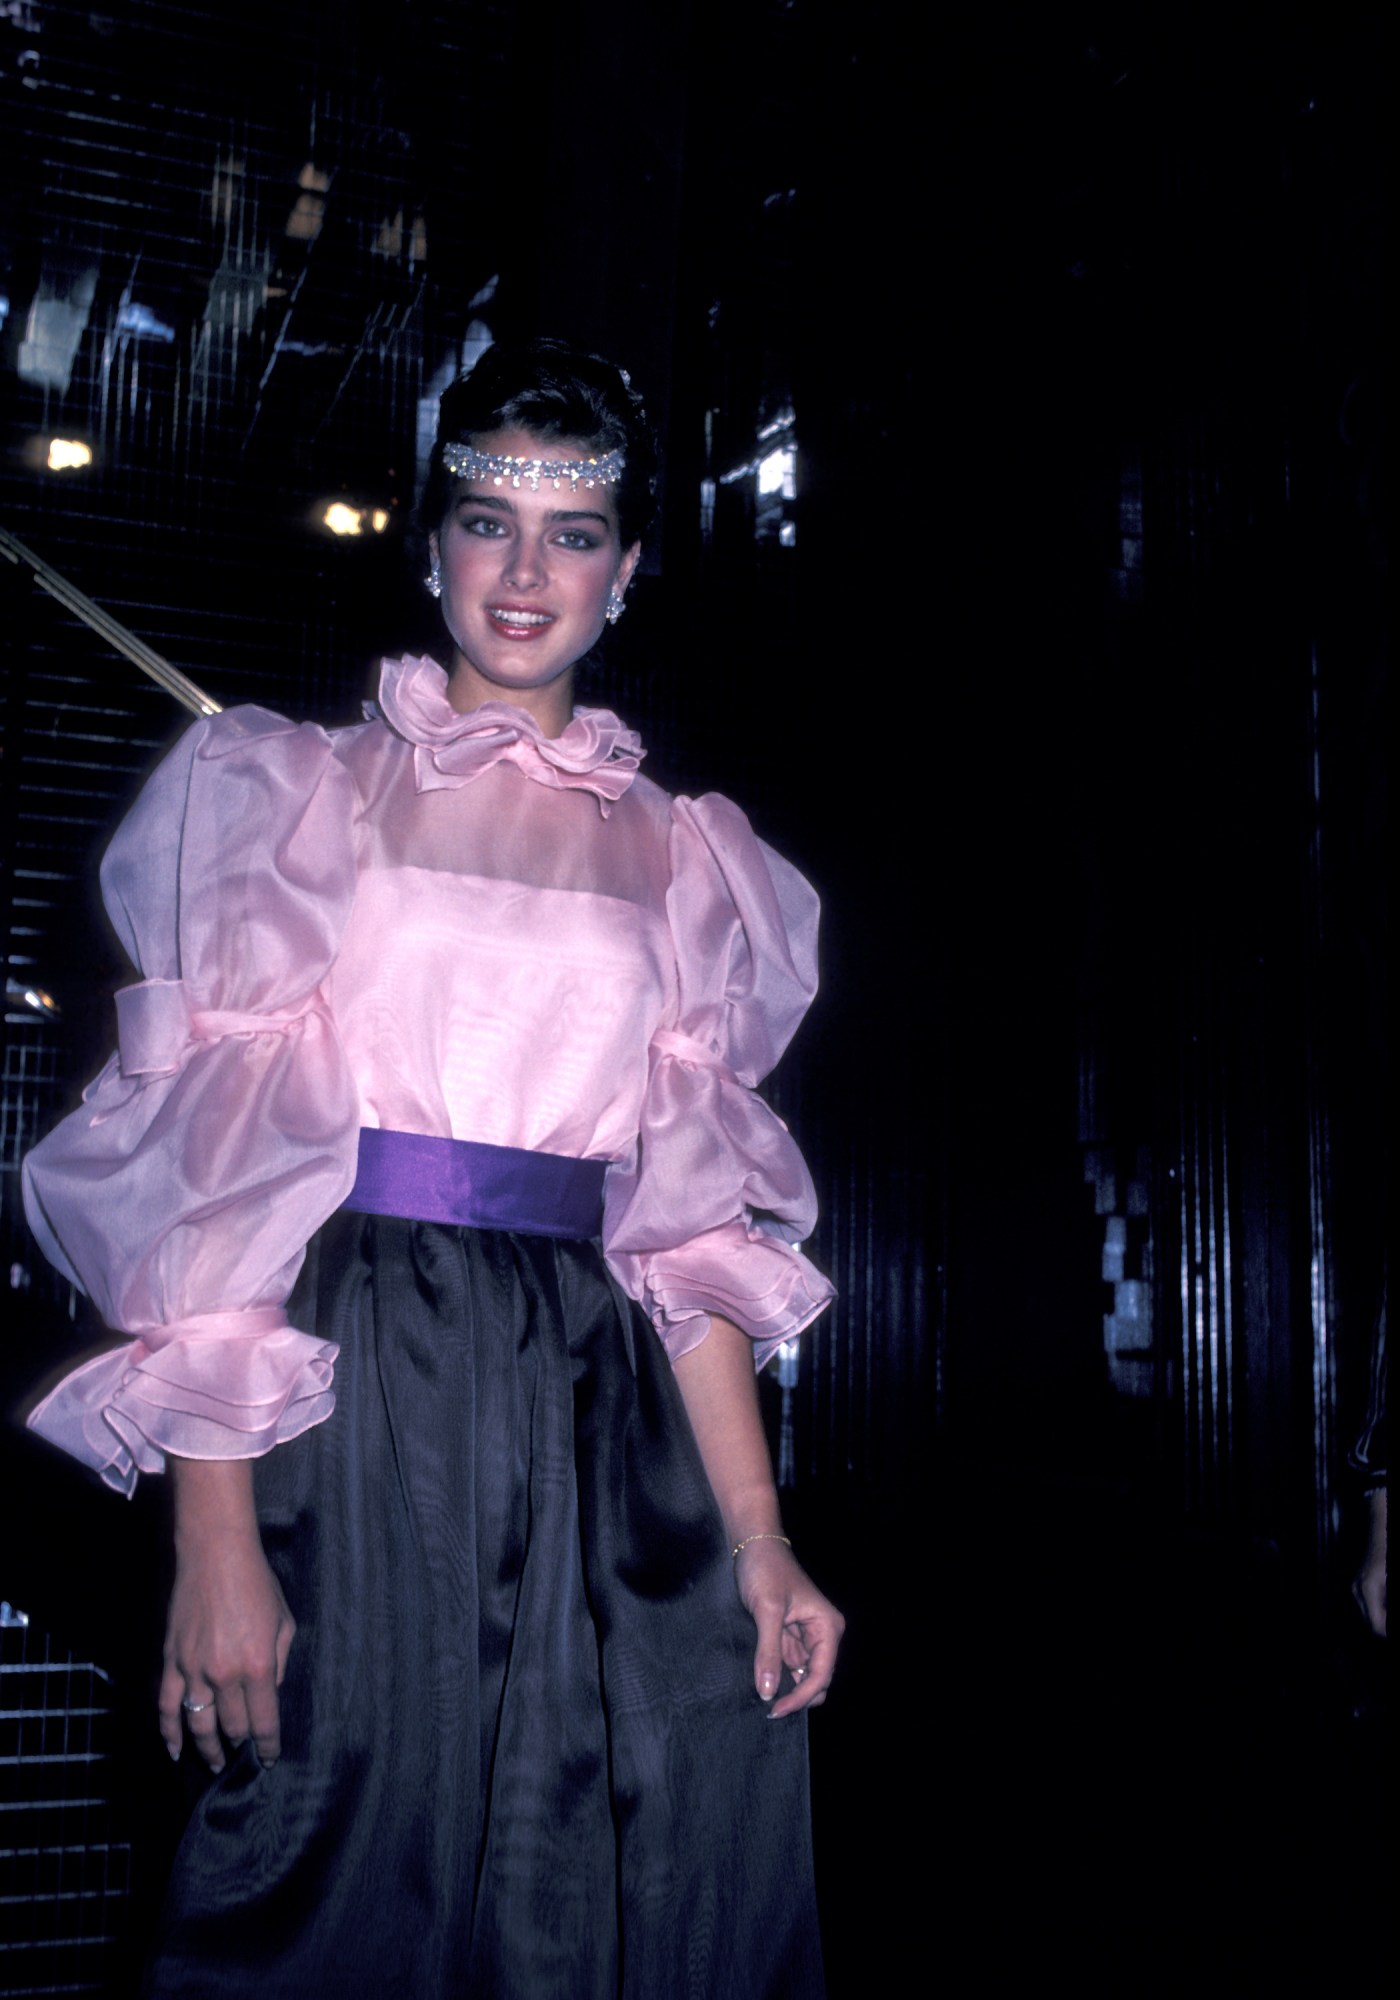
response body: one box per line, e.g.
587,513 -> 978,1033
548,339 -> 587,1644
181,1697 -> 214,1715
792,1666 -> 808,1684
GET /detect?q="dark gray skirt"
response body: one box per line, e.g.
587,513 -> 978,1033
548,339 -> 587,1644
145,1211 -> 824,1997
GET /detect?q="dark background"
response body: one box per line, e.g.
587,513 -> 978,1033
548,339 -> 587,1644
0,3 -> 1388,1991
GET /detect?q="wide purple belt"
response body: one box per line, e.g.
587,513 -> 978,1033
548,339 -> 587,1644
342,1129 -> 607,1241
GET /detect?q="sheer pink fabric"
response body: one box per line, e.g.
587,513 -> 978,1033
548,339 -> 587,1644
24,709 -> 360,1493
24,659 -> 833,1492
601,794 -> 830,1364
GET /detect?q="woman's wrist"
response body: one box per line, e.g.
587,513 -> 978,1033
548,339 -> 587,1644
716,1487 -> 785,1555
731,1531 -> 792,1562
169,1456 -> 261,1549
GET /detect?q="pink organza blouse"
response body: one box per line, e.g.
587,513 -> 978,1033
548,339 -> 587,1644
23,656 -> 834,1494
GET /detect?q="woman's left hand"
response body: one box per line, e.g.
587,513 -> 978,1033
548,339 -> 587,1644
733,1538 -> 844,1720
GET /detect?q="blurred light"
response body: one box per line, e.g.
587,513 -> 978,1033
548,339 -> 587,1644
461,317 -> 493,374
757,446 -> 797,499
286,193 -> 324,241
368,208 -> 428,266
320,503 -> 392,537
287,164 -> 330,242
779,520 -> 797,548
116,302 -> 175,342
19,261 -> 98,391
46,438 -> 92,471
374,210 -> 406,258
6,978 -> 59,1018
209,152 -> 247,230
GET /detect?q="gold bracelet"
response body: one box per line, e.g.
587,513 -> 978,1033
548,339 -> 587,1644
731,1532 -> 792,1561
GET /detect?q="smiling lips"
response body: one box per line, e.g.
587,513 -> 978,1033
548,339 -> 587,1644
488,603 -> 556,638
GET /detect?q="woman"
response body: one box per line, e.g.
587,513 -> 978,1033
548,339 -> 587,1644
24,338 -> 842,1996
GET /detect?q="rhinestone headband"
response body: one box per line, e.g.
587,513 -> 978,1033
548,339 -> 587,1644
442,443 -> 625,492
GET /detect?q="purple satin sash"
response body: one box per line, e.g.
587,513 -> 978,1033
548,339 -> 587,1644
342,1129 -> 607,1241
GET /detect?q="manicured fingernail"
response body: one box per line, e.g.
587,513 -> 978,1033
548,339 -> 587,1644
760,1673 -> 777,1701
167,1744 -> 180,1763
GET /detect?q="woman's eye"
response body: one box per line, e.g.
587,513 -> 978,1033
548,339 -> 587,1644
556,530 -> 599,551
462,516 -> 506,537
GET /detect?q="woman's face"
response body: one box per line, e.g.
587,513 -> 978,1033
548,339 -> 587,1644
431,427 -> 639,722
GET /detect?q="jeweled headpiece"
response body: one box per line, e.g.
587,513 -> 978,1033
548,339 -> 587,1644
442,443 -> 625,492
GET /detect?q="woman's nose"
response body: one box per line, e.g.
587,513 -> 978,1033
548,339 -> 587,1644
503,538 -> 546,588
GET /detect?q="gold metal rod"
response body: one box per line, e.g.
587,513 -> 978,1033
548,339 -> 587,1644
0,523 -> 222,718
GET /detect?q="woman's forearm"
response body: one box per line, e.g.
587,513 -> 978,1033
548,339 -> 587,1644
671,1313 -> 783,1548
674,1314 -> 843,1714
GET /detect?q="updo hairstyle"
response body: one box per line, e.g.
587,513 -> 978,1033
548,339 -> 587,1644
421,336 -> 659,550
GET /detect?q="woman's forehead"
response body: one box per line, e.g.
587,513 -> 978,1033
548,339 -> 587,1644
445,428 -> 624,524
463,426 -> 613,471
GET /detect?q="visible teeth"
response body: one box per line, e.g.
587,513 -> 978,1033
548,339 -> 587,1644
491,609 -> 552,626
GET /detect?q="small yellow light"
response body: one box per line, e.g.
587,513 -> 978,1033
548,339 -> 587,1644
323,503 -> 363,537
370,509 -> 389,534
47,439 -> 93,471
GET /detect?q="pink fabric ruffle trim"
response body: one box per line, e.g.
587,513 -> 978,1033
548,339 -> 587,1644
26,1307 -> 338,1499
376,655 -> 644,813
611,1218 -> 835,1372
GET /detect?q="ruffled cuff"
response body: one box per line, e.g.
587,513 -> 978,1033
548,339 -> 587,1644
613,1218 -> 835,1371
26,1307 -> 338,1498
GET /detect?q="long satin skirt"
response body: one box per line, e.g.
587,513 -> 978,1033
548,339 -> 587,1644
145,1211 -> 824,1997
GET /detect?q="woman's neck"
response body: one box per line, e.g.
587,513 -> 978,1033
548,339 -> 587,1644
445,656 -> 577,737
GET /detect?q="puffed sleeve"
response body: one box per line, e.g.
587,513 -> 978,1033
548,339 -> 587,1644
21,707 -> 361,1495
602,793 -> 835,1369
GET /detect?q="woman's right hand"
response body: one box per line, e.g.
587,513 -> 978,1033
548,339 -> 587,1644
158,1457 -> 296,1772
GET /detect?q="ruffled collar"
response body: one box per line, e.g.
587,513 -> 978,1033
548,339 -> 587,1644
372,655 -> 645,815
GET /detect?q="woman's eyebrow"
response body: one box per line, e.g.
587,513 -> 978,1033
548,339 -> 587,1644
455,492 -> 514,513
456,493 -> 610,527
